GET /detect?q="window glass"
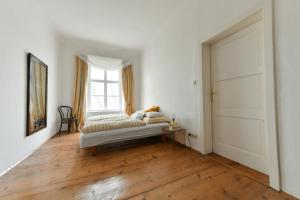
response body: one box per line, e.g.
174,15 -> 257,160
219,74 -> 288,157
88,66 -> 122,111
107,70 -> 119,81
91,82 -> 104,95
91,67 -> 104,80
107,83 -> 119,96
107,97 -> 119,110
90,96 -> 105,110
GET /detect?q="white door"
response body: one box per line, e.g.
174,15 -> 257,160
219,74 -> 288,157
211,21 -> 268,174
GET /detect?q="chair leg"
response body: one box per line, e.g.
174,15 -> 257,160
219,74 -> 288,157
68,123 -> 70,134
58,122 -> 62,133
75,120 -> 79,132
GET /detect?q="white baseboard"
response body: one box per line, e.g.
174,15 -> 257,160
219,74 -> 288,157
0,152 -> 32,177
0,130 -> 58,177
282,188 -> 300,199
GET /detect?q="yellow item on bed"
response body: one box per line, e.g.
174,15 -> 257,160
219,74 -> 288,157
144,106 -> 160,112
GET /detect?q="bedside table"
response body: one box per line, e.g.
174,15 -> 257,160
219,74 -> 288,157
162,126 -> 185,145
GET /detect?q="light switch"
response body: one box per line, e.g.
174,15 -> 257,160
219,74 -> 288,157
193,80 -> 197,86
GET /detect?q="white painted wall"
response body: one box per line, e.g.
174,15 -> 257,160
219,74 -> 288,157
59,36 -> 143,112
1,0 -> 299,197
0,0 -> 60,174
141,0 -> 300,197
274,0 -> 300,197
142,0 -> 263,151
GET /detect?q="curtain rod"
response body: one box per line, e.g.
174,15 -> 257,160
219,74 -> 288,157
78,54 -> 132,67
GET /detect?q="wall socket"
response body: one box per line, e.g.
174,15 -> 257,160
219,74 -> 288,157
188,133 -> 198,138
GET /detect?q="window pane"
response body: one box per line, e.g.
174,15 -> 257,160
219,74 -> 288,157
90,96 -> 104,110
91,82 -> 104,95
107,83 -> 119,96
107,97 -> 120,110
91,67 -> 104,80
107,70 -> 119,81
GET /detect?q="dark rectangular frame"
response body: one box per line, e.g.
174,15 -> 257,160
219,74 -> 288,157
26,53 -> 48,136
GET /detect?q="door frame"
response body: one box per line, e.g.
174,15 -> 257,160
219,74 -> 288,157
201,0 -> 280,190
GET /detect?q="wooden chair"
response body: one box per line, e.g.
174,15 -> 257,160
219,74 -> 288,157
58,106 -> 78,133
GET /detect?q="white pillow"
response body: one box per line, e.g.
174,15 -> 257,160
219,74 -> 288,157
131,110 -> 145,120
145,112 -> 163,118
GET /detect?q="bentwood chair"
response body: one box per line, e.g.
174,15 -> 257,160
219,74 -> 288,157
58,106 -> 78,133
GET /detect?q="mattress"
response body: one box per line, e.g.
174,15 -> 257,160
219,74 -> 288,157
79,122 -> 169,148
82,118 -> 146,133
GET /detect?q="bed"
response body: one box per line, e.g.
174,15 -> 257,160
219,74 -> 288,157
79,114 -> 169,148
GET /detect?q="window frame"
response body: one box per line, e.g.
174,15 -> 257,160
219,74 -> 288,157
87,66 -> 123,114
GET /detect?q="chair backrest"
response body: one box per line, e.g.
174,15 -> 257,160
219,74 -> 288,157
58,106 -> 73,120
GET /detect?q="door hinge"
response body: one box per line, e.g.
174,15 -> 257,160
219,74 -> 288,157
211,88 -> 215,103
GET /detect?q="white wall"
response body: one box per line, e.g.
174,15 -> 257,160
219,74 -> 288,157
141,0 -> 300,197
142,0 -> 263,151
274,0 -> 300,197
59,36 -> 143,112
0,0 -> 60,174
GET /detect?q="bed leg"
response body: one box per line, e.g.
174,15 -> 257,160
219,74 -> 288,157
162,133 -> 167,143
89,146 -> 97,156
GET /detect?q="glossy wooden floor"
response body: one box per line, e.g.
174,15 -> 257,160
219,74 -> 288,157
0,133 -> 297,200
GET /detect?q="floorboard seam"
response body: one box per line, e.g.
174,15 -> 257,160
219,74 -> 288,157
122,165 -> 226,200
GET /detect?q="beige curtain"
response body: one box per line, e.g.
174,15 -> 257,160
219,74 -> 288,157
72,56 -> 88,131
122,64 -> 135,115
29,62 -> 46,130
35,63 -> 46,119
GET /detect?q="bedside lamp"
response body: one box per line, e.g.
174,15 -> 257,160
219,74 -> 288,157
169,113 -> 176,130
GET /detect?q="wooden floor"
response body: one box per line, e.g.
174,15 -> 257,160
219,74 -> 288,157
0,133 -> 297,200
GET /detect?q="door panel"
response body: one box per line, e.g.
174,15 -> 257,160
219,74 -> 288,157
216,74 -> 264,119
212,22 -> 263,81
211,21 -> 268,174
214,116 -> 265,156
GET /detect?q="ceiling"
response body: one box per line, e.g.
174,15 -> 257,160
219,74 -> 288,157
38,0 -> 182,49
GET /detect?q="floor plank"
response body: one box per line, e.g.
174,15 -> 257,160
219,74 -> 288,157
0,132 -> 297,200
206,153 -> 269,186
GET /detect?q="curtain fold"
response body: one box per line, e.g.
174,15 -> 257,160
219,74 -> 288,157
29,62 -> 46,130
122,64 -> 135,115
72,56 -> 88,131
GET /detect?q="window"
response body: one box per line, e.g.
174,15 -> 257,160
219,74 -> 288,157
87,66 -> 122,112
